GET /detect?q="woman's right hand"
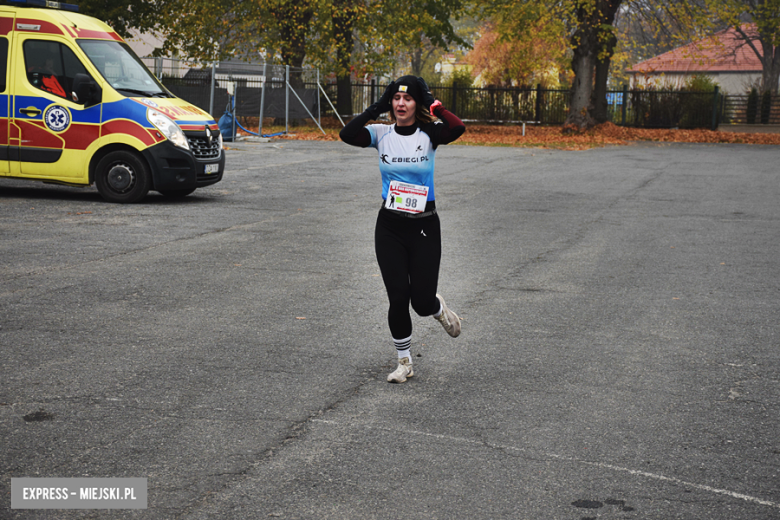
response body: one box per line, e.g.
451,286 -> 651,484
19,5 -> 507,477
366,81 -> 395,119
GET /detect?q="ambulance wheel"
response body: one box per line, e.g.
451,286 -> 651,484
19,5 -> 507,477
159,188 -> 196,198
95,151 -> 150,203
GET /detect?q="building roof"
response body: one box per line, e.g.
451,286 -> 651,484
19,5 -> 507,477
629,25 -> 763,74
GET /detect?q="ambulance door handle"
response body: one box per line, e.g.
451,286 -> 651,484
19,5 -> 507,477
20,107 -> 42,117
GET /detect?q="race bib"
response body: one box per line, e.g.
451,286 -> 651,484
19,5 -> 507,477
385,180 -> 429,214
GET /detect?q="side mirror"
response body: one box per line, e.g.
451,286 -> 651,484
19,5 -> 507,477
71,74 -> 102,107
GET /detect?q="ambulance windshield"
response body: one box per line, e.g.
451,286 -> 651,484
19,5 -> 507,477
77,40 -> 171,97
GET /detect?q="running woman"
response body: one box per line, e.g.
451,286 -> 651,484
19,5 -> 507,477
339,75 -> 465,383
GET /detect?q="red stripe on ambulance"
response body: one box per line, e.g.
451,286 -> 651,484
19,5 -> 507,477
15,18 -> 64,35
73,27 -> 122,40
18,120 -> 63,148
102,120 -> 156,146
0,18 -> 12,36
62,123 -> 100,150
60,23 -> 77,38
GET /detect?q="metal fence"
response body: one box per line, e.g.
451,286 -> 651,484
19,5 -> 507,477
338,82 -> 723,128
140,58 -> 329,135
432,85 -> 571,123
140,59 -> 780,129
608,87 -> 721,129
345,82 -> 571,123
721,94 -> 780,125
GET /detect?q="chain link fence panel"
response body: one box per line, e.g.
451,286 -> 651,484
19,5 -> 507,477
141,58 -> 325,130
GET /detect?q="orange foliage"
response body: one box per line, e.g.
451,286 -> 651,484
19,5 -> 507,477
237,121 -> 780,150
467,22 -> 569,88
458,122 -> 780,149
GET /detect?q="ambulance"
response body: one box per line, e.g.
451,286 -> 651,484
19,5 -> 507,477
0,0 -> 224,202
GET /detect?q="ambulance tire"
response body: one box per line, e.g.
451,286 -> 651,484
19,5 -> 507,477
95,151 -> 151,203
159,188 -> 196,198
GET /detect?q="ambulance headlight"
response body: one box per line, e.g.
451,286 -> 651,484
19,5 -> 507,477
148,109 -> 190,151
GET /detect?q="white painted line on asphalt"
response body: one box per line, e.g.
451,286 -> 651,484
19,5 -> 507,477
574,459 -> 779,508
312,419 -> 779,510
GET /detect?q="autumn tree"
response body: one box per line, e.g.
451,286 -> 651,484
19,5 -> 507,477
328,0 -> 369,115
617,1 -> 711,58
406,35 -> 441,76
272,1 -> 316,70
154,0 -> 465,116
323,0 -> 467,113
588,1 -> 622,125
591,0 -> 717,122
157,0 -> 372,113
615,0 -> 718,86
706,0 -> 780,93
154,0 -> 269,62
467,21 -> 570,87
384,0 -> 469,77
478,0 -> 721,128
478,0 -> 623,128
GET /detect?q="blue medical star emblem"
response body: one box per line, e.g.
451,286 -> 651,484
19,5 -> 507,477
44,106 -> 70,132
49,112 -> 64,126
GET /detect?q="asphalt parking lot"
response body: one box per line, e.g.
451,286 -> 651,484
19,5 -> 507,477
1,139 -> 779,519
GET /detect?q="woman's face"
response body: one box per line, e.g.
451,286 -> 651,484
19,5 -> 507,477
392,92 -> 416,126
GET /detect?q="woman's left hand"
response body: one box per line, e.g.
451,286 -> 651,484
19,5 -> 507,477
416,77 -> 436,111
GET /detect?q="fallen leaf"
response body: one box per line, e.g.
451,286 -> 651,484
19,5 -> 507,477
257,120 -> 780,149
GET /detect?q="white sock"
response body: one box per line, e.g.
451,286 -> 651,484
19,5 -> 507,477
394,335 -> 412,363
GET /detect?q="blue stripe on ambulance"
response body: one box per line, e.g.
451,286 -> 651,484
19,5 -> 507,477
12,95 -> 50,119
12,95 -> 102,123
101,98 -> 154,127
176,119 -> 218,126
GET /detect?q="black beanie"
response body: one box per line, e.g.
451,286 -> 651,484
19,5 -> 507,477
392,75 -> 422,105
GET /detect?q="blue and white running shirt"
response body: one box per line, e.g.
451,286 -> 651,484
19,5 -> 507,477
367,124 -> 437,202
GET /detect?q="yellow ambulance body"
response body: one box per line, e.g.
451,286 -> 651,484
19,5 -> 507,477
1,1 -> 224,202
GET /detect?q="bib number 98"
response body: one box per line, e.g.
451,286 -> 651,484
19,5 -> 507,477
385,180 -> 429,214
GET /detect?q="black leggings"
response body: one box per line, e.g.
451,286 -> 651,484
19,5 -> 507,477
375,207 -> 442,339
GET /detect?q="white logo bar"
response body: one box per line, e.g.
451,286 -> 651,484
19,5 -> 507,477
12,478 -> 147,509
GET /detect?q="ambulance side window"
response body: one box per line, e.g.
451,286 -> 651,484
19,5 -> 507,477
23,40 -> 90,100
0,38 -> 7,92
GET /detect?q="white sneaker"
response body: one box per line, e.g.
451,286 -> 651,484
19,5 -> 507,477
435,294 -> 461,337
387,357 -> 414,383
